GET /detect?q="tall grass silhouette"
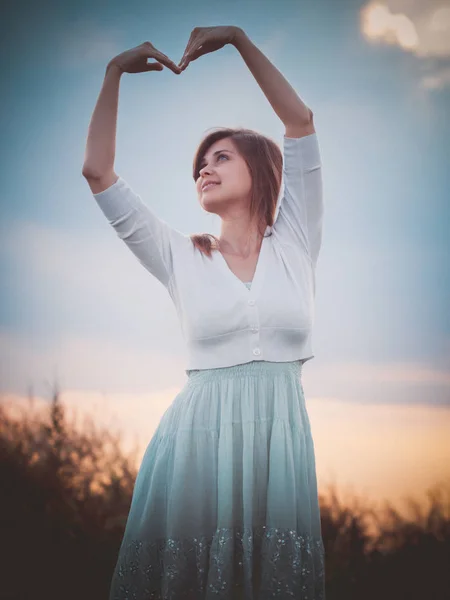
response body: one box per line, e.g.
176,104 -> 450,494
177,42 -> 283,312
1,382 -> 449,599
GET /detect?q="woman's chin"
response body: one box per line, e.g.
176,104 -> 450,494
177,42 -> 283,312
201,198 -> 223,212
202,205 -> 218,214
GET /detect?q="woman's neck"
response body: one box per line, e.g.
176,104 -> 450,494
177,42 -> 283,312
218,236 -> 262,259
218,228 -> 263,258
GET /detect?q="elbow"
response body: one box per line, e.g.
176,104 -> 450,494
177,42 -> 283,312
82,165 -> 98,179
82,165 -> 108,179
302,108 -> 314,124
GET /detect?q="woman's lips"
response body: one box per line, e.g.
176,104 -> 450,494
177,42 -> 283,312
202,182 -> 220,192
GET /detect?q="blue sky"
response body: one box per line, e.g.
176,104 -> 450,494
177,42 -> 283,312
1,0 -> 450,508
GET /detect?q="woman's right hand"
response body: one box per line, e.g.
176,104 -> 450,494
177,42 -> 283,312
109,42 -> 182,75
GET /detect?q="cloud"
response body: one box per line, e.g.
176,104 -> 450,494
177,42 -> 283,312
0,327 -> 187,396
0,218 -> 188,397
2,209 -> 449,405
1,218 -> 180,336
420,62 -> 450,89
360,1 -> 450,89
320,361 -> 450,386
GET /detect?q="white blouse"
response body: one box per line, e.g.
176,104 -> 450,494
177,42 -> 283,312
92,132 -> 323,372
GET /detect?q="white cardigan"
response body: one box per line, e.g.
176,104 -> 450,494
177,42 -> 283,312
92,132 -> 323,373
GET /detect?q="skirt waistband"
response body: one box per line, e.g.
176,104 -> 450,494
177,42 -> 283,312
186,359 -> 303,386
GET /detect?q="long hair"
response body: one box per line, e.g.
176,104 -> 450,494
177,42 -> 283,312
190,127 -> 283,258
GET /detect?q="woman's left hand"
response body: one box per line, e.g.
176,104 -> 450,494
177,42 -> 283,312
178,26 -> 241,71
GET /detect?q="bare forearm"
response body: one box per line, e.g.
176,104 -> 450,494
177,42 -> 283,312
231,28 -> 312,126
82,62 -> 123,177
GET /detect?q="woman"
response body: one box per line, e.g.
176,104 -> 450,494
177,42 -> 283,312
83,25 -> 325,600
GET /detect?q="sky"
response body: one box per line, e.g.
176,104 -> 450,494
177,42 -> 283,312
1,0 -> 449,513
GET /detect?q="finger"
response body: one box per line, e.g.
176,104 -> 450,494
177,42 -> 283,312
185,43 -> 206,63
179,29 -> 199,66
148,48 -> 181,74
145,61 -> 164,71
180,39 -> 207,70
179,31 -> 197,65
156,55 -> 181,74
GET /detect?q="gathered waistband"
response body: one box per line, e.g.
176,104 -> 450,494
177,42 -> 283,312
186,359 -> 303,386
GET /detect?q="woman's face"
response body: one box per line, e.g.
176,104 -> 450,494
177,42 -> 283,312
196,137 -> 252,214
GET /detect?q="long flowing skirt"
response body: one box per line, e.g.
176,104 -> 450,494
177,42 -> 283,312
109,359 -> 326,599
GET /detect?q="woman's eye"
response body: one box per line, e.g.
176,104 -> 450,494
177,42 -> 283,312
198,154 -> 228,173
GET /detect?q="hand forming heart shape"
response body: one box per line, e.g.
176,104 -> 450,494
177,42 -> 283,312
178,26 -> 239,71
108,26 -> 240,75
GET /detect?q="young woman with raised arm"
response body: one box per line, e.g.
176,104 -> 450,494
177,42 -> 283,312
83,25 -> 325,600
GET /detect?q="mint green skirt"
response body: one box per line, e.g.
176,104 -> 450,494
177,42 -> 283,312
109,359 -> 325,599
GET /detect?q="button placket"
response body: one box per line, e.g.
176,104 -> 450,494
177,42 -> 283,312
247,298 -> 261,357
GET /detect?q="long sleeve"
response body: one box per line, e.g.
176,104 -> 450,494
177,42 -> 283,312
273,133 -> 324,269
92,176 -> 184,288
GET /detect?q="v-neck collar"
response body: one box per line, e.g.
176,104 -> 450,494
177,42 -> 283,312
215,229 -> 270,300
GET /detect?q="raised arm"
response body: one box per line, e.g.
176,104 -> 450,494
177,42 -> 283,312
178,26 -> 314,138
231,28 -> 314,138
229,29 -> 321,265
81,62 -> 122,192
81,44 -> 185,289
82,42 -> 181,193
177,26 -> 321,265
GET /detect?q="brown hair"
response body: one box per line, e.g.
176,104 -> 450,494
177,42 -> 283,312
190,127 -> 283,258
